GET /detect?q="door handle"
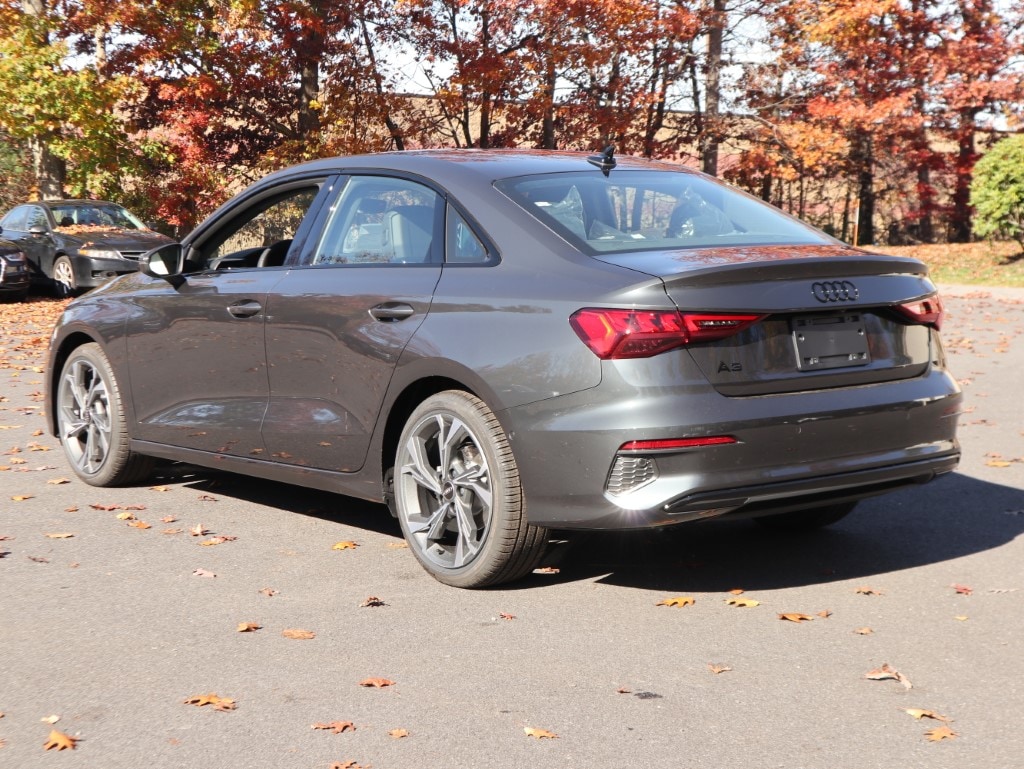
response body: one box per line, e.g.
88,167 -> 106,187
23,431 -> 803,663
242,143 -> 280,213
227,300 -> 263,318
369,303 -> 415,322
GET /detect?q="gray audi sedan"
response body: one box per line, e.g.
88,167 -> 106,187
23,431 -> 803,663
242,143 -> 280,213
46,150 -> 961,587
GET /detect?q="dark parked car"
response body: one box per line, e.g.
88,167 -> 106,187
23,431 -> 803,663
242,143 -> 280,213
0,227 -> 31,301
46,150 -> 961,587
0,200 -> 173,297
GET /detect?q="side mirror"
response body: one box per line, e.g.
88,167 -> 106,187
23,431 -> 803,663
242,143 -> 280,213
29,225 -> 47,236
142,242 -> 186,286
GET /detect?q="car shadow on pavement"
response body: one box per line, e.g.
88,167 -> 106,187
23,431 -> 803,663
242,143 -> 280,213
540,472 -> 1023,592
151,466 -> 1020,592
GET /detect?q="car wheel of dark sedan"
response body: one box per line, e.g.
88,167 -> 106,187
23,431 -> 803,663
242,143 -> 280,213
56,343 -> 154,486
394,391 -> 548,588
753,501 -> 857,531
52,255 -> 78,298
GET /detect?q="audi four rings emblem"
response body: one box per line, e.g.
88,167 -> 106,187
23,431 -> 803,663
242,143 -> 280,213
811,280 -> 859,303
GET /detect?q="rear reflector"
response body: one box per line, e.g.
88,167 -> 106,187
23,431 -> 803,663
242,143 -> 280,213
570,308 -> 765,359
619,436 -> 737,452
895,296 -> 943,330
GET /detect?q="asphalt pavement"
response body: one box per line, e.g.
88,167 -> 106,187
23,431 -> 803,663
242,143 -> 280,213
1,285 -> 1021,769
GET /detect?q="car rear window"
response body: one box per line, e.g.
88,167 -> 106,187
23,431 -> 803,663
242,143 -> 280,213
495,170 -> 831,254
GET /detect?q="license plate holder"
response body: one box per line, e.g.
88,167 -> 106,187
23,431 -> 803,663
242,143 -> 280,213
792,313 -> 870,371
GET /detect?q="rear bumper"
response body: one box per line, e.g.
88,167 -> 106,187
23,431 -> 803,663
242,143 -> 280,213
503,362 -> 962,530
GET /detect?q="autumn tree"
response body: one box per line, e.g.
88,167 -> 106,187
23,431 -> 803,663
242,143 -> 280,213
970,134 -> 1024,251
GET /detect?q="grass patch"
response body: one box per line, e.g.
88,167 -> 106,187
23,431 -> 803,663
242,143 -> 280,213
864,241 -> 1024,287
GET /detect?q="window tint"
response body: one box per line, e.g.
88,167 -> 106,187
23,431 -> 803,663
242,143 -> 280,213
311,176 -> 439,265
496,171 -> 830,254
445,206 -> 488,263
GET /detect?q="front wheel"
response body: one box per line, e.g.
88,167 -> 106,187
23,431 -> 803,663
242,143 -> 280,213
394,391 -> 548,588
56,343 -> 153,486
753,501 -> 857,531
52,255 -> 78,298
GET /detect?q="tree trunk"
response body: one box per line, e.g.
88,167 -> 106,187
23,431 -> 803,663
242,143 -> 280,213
949,108 -> 978,243
700,0 -> 724,176
22,0 -> 65,198
853,130 -> 875,245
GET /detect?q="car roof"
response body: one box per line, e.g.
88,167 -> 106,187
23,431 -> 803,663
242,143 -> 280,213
265,149 -> 698,185
34,200 -> 120,207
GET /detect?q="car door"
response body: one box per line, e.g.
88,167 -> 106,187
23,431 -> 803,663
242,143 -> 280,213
1,205 -> 54,280
125,179 -> 331,457
261,174 -> 443,472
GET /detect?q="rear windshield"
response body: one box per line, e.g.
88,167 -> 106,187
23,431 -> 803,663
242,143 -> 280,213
495,170 -> 831,254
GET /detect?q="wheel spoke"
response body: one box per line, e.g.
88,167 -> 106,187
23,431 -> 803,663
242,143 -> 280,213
437,415 -> 469,472
401,434 -> 442,494
451,464 -> 491,511
450,495 -> 482,568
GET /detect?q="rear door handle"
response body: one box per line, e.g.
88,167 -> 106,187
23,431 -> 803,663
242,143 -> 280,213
227,300 -> 263,318
369,303 -> 415,322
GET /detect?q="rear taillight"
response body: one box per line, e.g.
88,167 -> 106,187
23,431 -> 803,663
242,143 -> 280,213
569,308 -> 765,359
619,436 -> 737,452
895,296 -> 943,330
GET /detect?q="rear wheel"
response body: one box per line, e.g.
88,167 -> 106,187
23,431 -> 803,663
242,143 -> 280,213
56,343 -> 153,486
753,501 -> 857,531
52,255 -> 77,298
394,390 -> 548,588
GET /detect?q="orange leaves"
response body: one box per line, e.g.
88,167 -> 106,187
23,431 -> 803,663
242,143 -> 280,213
388,728 -> 409,739
282,628 -> 316,640
358,678 -> 394,688
43,532 -> 73,539
236,622 -> 261,633
523,727 -> 558,739
726,597 -> 760,608
656,596 -> 694,608
778,612 -> 813,623
43,729 -> 78,750
332,540 -> 359,550
184,693 -> 237,711
312,721 -> 355,734
865,663 -> 913,690
951,583 -> 973,595
904,708 -> 951,722
708,664 -> 732,674
199,535 -> 237,546
924,726 -> 958,742
10,494 -> 33,502
360,596 -> 387,608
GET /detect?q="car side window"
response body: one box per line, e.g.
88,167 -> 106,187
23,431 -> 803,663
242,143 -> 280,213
1,206 -> 29,231
310,176 -> 439,266
26,207 -> 50,231
445,205 -> 488,263
199,185 -> 322,270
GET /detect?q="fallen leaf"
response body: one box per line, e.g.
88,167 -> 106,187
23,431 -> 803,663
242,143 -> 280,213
200,535 -> 237,546
312,721 -> 355,734
866,663 -> 912,689
197,494 -> 218,502
533,566 -> 560,574
115,512 -> 136,520
259,587 -> 278,597
616,687 -> 632,694
43,729 -> 77,750
855,587 -> 884,596
386,541 -> 409,549
360,596 -> 387,607
282,628 -> 316,640
236,622 -> 261,633
954,615 -> 969,621
816,610 -> 833,618
64,506 -> 78,512
986,460 -> 1011,467
358,677 -> 394,688
708,664 -> 732,674
40,715 -> 59,724
46,478 -> 69,485
656,596 -> 695,608
329,762 -> 364,769
160,515 -> 177,523
524,726 -> 558,739
149,485 -> 172,492
127,520 -> 151,530
951,583 -> 973,595
11,494 -> 33,501
778,613 -> 813,623
925,726 -> 958,741
854,627 -> 874,635
726,597 -> 760,608
905,709 -> 952,722
44,532 -> 74,539
388,728 -> 409,738
190,524 -> 209,537
27,555 -> 49,563
162,528 -> 183,535
332,540 -> 359,550
498,612 -> 516,620
184,693 -> 236,711
124,504 -> 146,511
89,504 -> 120,511
192,568 -> 217,578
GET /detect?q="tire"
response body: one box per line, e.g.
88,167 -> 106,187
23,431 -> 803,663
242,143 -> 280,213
753,501 -> 857,531
393,390 -> 548,588
56,342 -> 154,486
52,255 -> 78,298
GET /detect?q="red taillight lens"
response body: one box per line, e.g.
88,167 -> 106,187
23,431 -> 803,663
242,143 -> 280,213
569,308 -> 765,359
619,436 -> 737,452
895,296 -> 943,330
